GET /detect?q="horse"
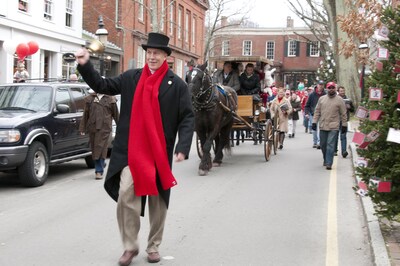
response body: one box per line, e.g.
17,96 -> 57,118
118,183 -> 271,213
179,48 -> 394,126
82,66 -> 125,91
187,61 -> 238,176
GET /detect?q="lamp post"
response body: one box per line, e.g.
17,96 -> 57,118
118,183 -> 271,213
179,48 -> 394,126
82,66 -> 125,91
95,15 -> 108,77
359,43 -> 369,100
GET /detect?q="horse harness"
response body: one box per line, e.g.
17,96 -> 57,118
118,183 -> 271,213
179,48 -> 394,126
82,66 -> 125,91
191,67 -> 236,113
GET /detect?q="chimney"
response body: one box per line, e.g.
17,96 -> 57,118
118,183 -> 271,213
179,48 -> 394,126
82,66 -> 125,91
221,16 -> 228,27
286,16 -> 294,28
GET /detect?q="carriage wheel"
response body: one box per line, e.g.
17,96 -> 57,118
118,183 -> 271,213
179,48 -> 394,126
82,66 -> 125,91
264,120 -> 273,161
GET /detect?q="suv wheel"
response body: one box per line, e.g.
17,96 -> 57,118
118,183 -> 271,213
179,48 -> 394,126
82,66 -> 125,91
18,142 -> 49,187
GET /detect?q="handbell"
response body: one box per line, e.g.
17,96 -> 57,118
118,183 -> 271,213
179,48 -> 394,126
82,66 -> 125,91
87,39 -> 105,54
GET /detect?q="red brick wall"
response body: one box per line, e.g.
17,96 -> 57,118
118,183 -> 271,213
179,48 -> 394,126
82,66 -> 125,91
83,0 -> 207,74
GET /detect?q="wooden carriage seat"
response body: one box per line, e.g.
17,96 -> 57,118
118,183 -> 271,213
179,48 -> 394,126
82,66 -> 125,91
236,95 -> 254,117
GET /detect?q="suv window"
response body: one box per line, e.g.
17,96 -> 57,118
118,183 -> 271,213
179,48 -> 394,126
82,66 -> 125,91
0,85 -> 52,112
70,87 -> 87,112
55,88 -> 74,112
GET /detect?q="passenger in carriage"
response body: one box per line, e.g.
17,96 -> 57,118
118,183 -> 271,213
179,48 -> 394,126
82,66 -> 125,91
213,62 -> 241,147
239,63 -> 262,100
212,61 -> 240,92
239,63 -> 263,145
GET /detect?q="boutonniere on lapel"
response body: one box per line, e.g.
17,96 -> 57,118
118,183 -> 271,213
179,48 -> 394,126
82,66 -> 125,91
168,80 -> 172,85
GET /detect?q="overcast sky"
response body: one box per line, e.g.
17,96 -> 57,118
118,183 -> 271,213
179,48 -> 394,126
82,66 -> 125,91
230,0 -> 308,28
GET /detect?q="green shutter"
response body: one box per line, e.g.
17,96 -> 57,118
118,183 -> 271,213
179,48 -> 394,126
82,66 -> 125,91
284,41 -> 288,57
296,41 -> 300,56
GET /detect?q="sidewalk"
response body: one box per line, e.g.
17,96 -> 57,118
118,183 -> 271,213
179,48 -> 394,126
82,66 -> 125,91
348,120 -> 400,266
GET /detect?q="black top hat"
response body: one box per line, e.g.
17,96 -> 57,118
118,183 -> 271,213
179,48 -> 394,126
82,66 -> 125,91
142,32 -> 172,56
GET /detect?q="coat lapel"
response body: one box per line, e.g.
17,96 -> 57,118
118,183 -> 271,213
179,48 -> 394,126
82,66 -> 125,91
159,69 -> 175,98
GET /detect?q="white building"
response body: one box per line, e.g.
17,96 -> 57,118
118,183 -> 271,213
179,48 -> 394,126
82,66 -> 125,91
0,0 -> 85,83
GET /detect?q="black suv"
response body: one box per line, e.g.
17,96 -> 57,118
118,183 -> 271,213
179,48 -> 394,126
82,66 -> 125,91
0,82 -> 94,187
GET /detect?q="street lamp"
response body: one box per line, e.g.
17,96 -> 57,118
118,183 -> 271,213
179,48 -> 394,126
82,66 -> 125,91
359,43 -> 369,100
95,15 -> 108,77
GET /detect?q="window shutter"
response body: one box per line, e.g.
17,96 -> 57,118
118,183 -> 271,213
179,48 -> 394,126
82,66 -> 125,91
296,41 -> 300,56
306,42 -> 311,57
284,41 -> 288,57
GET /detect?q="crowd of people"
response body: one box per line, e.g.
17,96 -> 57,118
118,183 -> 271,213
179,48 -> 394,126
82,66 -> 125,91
70,31 -> 355,265
208,61 -> 354,169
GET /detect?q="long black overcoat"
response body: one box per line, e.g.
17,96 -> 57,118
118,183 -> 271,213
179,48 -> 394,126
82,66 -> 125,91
77,62 -> 194,213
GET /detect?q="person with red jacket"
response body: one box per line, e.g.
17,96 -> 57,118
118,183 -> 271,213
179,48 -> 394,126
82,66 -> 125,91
301,87 -> 313,133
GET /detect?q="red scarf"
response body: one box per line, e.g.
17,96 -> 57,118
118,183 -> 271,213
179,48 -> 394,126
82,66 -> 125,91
128,61 -> 177,196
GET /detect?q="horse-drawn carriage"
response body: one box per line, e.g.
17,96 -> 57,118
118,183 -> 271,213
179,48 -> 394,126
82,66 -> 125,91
187,56 -> 280,175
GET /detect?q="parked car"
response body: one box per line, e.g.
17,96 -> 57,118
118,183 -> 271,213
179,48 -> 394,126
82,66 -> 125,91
0,82 -> 95,187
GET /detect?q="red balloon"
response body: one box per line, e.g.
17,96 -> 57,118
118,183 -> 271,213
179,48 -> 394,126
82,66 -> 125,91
27,41 -> 39,55
16,43 -> 30,58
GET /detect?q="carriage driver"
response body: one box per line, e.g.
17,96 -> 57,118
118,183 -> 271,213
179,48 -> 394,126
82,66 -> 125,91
75,32 -> 194,266
212,61 -> 240,92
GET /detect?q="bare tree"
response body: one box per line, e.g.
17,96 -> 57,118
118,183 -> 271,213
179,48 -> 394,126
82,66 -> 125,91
204,0 -> 251,60
287,0 -> 362,105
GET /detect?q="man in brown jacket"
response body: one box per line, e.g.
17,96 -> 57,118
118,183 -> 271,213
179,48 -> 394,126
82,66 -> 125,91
312,82 -> 347,170
79,90 -> 119,179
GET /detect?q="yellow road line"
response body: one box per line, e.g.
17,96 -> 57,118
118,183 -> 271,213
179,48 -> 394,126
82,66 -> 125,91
326,157 -> 338,266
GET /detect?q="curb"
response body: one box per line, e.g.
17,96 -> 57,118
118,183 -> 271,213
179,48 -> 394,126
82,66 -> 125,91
349,143 -> 391,266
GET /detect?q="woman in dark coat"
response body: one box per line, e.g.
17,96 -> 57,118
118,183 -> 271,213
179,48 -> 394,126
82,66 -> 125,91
288,92 -> 301,138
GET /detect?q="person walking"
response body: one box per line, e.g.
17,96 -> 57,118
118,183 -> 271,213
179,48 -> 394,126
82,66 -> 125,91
301,87 -> 312,133
312,82 -> 347,170
305,81 -> 326,149
270,88 -> 292,149
335,85 -> 354,158
75,32 -> 195,265
79,89 -> 119,179
288,91 -> 301,138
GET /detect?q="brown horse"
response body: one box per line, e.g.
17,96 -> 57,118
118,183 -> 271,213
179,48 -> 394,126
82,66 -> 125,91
187,62 -> 237,175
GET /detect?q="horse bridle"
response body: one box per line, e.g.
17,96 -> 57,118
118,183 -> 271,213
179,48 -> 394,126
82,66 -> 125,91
191,67 -> 217,111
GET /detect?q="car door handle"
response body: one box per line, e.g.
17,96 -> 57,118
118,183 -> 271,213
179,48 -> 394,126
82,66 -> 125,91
69,118 -> 77,123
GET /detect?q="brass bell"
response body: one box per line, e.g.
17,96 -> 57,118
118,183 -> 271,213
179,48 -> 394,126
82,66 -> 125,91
87,39 -> 105,54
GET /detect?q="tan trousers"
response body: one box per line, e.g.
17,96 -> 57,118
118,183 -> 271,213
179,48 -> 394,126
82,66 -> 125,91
117,166 -> 167,253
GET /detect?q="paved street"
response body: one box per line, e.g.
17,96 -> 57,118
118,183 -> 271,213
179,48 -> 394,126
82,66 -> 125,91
0,126 -> 373,266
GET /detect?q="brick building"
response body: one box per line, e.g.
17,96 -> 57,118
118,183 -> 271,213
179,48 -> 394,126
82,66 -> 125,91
83,0 -> 208,79
210,17 -> 325,89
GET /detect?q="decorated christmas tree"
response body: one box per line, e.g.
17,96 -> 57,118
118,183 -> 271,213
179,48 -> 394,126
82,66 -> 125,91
356,5 -> 400,219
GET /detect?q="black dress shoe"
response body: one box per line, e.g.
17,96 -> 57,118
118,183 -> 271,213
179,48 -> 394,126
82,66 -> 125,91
342,151 -> 348,158
119,250 -> 139,266
326,165 -> 332,170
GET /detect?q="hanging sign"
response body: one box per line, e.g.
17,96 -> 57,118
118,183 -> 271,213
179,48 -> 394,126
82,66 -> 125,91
387,128 -> 400,144
355,106 -> 369,119
369,88 -> 383,101
377,47 -> 389,59
369,110 -> 383,121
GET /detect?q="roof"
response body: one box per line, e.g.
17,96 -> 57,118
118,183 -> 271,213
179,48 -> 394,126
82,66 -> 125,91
208,55 -> 272,65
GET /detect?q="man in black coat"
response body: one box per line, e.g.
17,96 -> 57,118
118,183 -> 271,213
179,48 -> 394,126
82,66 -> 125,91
75,32 -> 194,265
305,80 -> 326,148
